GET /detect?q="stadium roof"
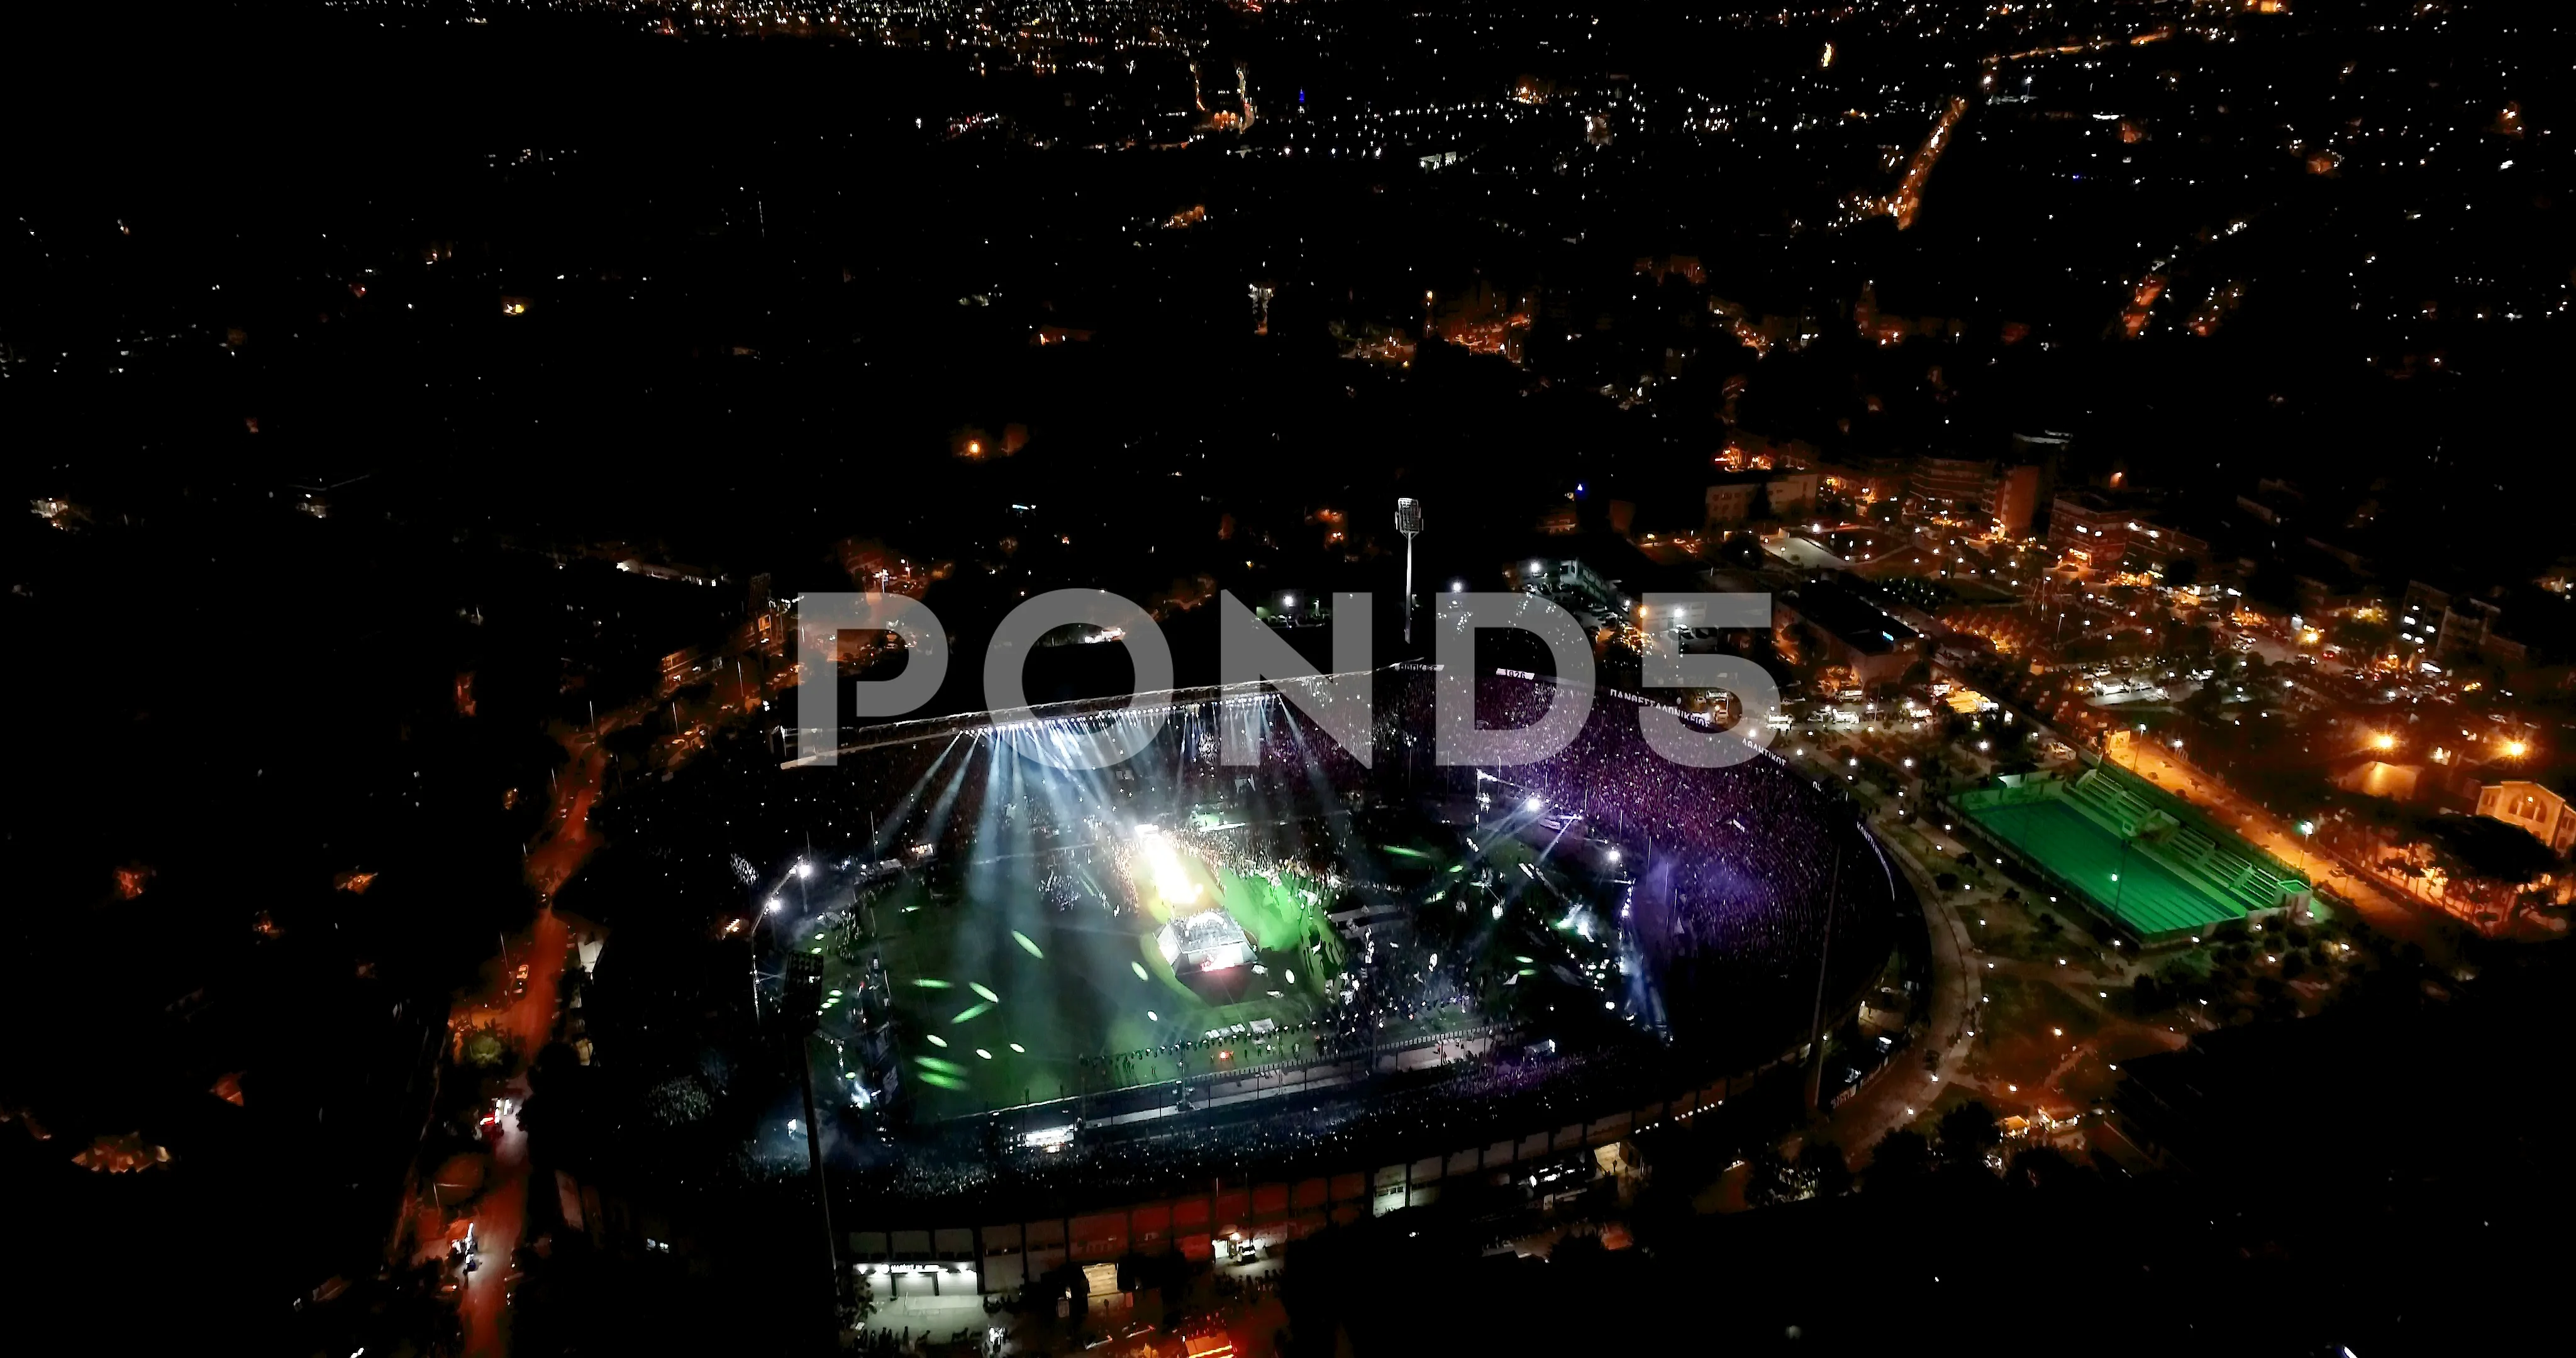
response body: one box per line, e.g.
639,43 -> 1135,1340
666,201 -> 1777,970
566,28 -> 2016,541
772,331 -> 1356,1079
1777,580 -> 1921,656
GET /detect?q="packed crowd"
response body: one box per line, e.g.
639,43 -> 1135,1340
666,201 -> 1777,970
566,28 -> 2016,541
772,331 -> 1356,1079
1435,673 -> 1899,1041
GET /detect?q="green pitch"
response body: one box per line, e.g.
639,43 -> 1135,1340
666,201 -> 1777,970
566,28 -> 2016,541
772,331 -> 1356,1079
799,842 -> 1363,1120
1956,770 -> 2305,944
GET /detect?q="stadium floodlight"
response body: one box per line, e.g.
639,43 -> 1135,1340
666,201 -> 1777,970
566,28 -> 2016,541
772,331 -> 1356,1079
1524,796 -> 1542,812
1395,497 -> 1424,642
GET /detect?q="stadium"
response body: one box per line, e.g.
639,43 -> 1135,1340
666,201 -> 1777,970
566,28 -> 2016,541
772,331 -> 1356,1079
768,665 -> 1904,1203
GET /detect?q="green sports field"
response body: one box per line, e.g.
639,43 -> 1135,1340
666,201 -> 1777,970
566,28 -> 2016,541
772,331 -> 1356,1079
796,839 -> 1362,1120
1957,770 -> 2306,944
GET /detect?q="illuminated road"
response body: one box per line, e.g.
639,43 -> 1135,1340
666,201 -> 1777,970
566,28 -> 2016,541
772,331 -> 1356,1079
525,737 -> 607,901
2105,734 -> 2426,941
1890,96 -> 1967,229
460,907 -> 570,1358
1833,807 -> 1980,1163
446,630 -> 779,1354
455,707 -> 599,1357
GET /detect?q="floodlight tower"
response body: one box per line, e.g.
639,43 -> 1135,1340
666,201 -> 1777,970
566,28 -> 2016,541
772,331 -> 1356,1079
1396,497 -> 1424,643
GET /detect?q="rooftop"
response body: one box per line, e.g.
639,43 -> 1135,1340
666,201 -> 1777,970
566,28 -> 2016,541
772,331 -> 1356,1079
1777,579 -> 1921,656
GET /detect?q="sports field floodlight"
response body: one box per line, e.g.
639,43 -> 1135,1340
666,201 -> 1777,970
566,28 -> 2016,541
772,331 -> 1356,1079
1396,497 -> 1424,642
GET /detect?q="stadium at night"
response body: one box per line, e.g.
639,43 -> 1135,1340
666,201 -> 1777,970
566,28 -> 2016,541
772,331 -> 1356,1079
763,665 -> 1904,1208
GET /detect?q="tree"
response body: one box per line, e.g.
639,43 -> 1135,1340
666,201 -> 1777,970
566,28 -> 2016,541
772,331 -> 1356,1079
1868,1128 -> 1933,1187
2007,1145 -> 2081,1191
1937,1101 -> 2002,1168
1743,1146 -> 1796,1207
2422,812 -> 2558,883
1797,1140 -> 1853,1198
462,1024 -> 513,1069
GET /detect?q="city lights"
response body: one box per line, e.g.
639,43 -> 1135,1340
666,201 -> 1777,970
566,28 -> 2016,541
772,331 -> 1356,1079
39,5 -> 2557,1336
